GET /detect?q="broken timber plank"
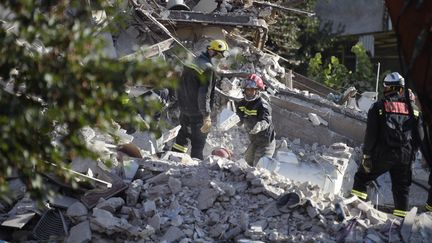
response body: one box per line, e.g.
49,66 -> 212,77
47,162 -> 112,188
120,38 -> 175,61
252,1 -> 315,16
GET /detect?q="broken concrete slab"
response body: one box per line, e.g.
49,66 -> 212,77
197,188 -> 219,210
217,107 -> 240,131
271,92 -> 366,146
95,197 -> 125,213
90,208 -> 133,236
49,195 -> 79,209
149,213 -> 161,232
114,26 -> 140,58
66,220 -> 92,243
162,151 -> 195,165
401,207 -> 417,242
1,212 -> 35,229
156,125 -> 182,151
262,202 -> 282,217
131,131 -> 157,154
366,207 -> 387,224
0,178 -> 27,213
168,177 -> 182,194
161,226 -> 185,242
192,0 -> 218,12
67,201 -> 88,220
146,171 -> 170,185
121,159 -> 140,182
126,179 -> 143,206
143,200 -> 157,216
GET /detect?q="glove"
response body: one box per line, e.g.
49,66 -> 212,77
250,121 -> 269,134
361,154 -> 372,173
200,116 -> 212,133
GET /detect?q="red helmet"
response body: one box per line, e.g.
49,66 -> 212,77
242,74 -> 265,90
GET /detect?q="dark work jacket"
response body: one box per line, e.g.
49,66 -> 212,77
176,52 -> 215,117
236,96 -> 275,143
363,91 -> 423,164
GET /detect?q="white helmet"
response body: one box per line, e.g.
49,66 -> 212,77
384,72 -> 405,87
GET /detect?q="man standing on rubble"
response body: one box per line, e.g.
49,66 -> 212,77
171,39 -> 229,160
236,74 -> 275,166
350,72 -> 423,218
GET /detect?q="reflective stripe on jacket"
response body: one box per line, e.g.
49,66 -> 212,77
236,96 -> 275,142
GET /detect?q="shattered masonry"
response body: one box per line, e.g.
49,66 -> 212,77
1,0 -> 432,242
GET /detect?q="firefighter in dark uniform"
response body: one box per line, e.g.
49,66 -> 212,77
236,74 -> 276,166
350,72 -> 423,218
171,40 -> 229,160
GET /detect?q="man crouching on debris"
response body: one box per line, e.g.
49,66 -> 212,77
350,72 -> 423,218
236,74 -> 276,166
172,39 -> 229,160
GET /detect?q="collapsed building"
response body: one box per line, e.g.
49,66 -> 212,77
1,0 -> 432,242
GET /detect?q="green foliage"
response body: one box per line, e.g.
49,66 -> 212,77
307,53 -> 323,80
322,56 -> 351,89
307,53 -> 351,90
268,0 -> 343,72
350,43 -> 375,91
0,1 -> 176,200
307,43 -> 375,92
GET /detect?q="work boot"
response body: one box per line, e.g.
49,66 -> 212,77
350,189 -> 367,201
393,209 -> 407,218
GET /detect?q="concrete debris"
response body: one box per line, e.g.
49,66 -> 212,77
401,207 -> 417,242
161,226 -> 185,242
53,140 -> 392,242
197,188 -> 219,210
0,178 -> 26,213
49,195 -> 79,209
168,176 -> 182,194
95,197 -> 125,213
1,212 -> 35,229
3,1 -> 432,242
66,201 -> 88,222
66,220 -> 92,243
126,179 -> 143,206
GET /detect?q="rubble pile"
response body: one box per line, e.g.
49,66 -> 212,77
3,1 -> 432,242
5,121 -> 432,242
53,143 -> 432,242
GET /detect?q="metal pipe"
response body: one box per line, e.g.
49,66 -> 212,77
375,62 -> 381,100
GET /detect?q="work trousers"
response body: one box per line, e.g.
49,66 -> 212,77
172,114 -> 207,160
245,137 -> 276,166
352,159 -> 412,212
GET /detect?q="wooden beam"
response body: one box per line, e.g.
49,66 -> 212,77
120,38 -> 175,61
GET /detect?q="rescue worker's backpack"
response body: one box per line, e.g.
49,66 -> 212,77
382,100 -> 413,148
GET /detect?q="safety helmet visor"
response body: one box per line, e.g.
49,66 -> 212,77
242,79 -> 259,89
243,88 -> 259,101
